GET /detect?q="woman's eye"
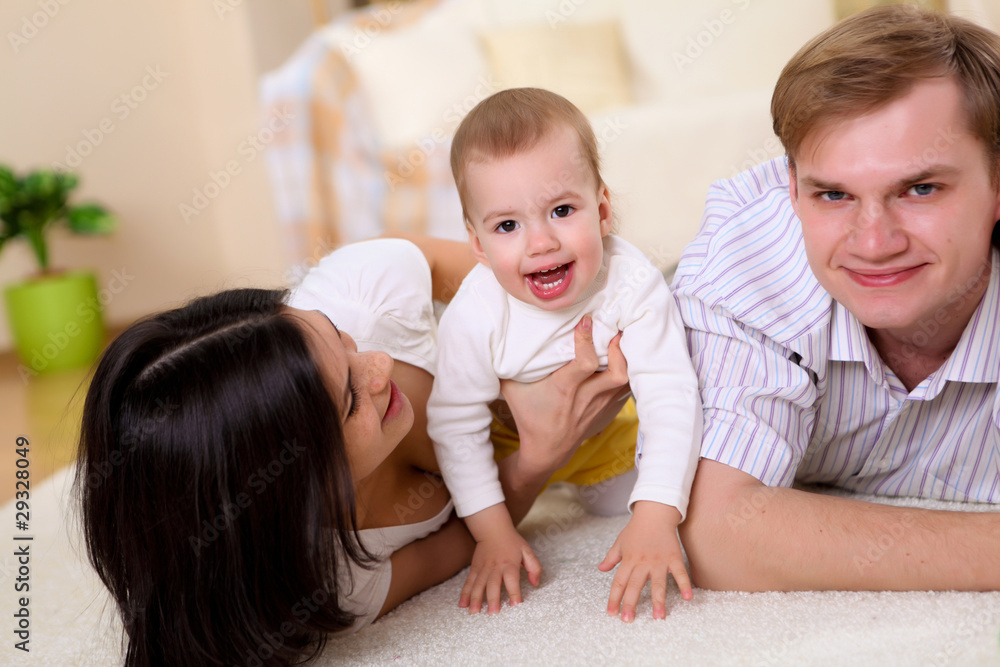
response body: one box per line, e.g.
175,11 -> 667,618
552,205 -> 573,218
496,220 -> 518,233
348,384 -> 361,417
819,191 -> 847,202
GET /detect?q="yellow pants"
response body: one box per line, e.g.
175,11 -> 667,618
490,398 -> 638,488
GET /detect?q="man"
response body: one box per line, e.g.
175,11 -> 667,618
673,4 -> 1000,591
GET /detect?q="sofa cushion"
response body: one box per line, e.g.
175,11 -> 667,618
349,0 -> 494,150
594,89 -> 780,270
479,19 -> 634,114
619,0 -> 834,105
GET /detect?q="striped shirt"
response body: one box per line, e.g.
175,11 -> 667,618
671,157 -> 1000,504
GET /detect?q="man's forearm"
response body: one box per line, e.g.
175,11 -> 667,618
681,459 -> 1000,591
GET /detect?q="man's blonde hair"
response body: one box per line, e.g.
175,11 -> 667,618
772,4 -> 1000,185
450,88 -> 604,223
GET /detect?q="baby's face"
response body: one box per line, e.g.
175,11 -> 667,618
464,125 -> 612,311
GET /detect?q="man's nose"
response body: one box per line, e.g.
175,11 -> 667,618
846,200 -> 907,259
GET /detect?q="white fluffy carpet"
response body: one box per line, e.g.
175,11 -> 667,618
1,467 -> 998,666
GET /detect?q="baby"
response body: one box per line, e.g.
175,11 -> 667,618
428,88 -> 702,622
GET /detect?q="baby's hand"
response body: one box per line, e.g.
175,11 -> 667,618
597,501 -> 692,622
461,505 -> 542,614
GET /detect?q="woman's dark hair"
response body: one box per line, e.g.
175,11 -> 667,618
75,288 -> 371,666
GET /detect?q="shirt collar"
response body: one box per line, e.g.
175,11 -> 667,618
827,248 -> 1000,393
934,247 -> 1000,386
828,298 -> 875,366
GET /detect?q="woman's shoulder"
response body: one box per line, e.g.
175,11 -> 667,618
289,239 -> 438,373
293,238 -> 432,307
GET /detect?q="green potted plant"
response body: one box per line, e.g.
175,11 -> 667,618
0,164 -> 117,377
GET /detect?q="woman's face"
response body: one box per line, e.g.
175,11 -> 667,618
291,308 -> 414,482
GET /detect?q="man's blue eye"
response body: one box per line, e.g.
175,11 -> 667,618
910,183 -> 935,196
822,191 -> 847,201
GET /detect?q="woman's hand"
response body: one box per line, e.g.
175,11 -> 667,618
497,315 -> 631,524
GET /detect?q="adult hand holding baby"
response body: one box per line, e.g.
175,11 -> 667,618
459,316 -> 630,614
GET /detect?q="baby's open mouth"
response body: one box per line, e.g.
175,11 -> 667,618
527,263 -> 572,298
531,264 -> 568,287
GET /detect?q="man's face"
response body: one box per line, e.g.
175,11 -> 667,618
790,76 -> 1000,348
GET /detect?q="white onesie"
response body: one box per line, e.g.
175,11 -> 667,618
428,235 -> 702,520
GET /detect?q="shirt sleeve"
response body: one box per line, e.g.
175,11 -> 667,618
287,238 -> 438,374
670,176 -> 821,488
427,268 -> 506,518
602,243 -> 702,519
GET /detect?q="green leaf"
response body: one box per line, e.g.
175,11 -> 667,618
24,225 -> 48,271
0,165 -> 16,196
57,171 -> 79,193
0,165 -> 113,272
68,204 -> 117,235
0,166 -> 18,222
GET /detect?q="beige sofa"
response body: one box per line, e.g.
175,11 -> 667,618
261,0 -> 838,270
261,0 -> 999,270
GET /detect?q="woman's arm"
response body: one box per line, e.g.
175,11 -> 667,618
378,513 -> 475,617
380,232 -> 476,303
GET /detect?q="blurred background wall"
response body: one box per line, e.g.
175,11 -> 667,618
0,0 -> 351,351
0,0 -> 997,352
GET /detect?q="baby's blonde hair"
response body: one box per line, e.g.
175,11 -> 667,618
450,88 -> 604,223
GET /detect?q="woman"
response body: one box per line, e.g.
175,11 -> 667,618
76,234 -> 629,666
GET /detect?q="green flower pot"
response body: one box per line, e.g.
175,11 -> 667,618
4,271 -> 105,375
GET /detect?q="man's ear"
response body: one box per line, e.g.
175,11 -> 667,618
787,160 -> 802,218
991,159 -> 1000,223
466,224 -> 491,268
598,186 -> 613,237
